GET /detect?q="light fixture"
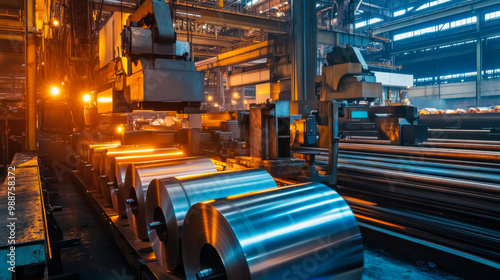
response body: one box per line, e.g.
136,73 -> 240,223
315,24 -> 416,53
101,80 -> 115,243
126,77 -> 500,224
207,96 -> 213,101
83,94 -> 91,102
214,103 -> 219,107
50,87 -> 60,96
233,93 -> 239,98
52,19 -> 59,27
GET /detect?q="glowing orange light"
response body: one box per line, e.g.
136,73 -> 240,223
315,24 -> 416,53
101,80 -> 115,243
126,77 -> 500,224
108,148 -> 161,155
354,214 -> 406,230
244,100 -> 248,104
52,19 -> 59,26
233,93 -> 239,98
115,151 -> 184,160
83,94 -> 91,102
214,103 -> 219,107
117,126 -> 124,134
343,197 -> 378,206
98,97 -> 112,103
207,96 -> 213,101
200,199 -> 215,204
50,87 -> 60,96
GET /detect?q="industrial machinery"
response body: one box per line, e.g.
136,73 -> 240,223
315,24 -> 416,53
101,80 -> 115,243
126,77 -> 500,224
316,46 -> 428,146
94,0 -> 204,115
317,46 -> 382,102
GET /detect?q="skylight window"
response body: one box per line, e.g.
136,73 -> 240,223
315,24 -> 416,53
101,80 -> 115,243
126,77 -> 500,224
485,10 -> 500,21
355,18 -> 383,29
394,16 -> 477,41
415,0 -> 452,11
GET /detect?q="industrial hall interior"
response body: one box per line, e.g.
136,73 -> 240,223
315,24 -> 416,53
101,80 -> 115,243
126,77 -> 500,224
1,0 -> 500,279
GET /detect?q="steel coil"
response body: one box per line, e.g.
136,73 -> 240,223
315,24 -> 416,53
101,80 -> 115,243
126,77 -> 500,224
182,182 -> 364,280
146,169 -> 278,272
124,157 -> 216,239
108,151 -> 186,217
98,148 -> 183,204
100,146 -> 181,175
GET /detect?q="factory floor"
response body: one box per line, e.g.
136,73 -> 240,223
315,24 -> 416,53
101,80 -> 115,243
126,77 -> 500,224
45,170 -> 460,280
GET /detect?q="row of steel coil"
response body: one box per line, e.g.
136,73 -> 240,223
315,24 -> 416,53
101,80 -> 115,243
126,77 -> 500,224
419,106 -> 500,114
74,142 -> 364,279
297,143 -> 500,266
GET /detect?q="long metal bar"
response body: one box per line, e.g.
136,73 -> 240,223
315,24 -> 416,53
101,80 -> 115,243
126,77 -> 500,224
174,3 -> 288,34
25,0 -> 36,151
301,144 -> 500,163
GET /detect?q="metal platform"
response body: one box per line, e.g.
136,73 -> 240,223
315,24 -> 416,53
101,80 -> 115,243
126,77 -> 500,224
0,154 -> 49,280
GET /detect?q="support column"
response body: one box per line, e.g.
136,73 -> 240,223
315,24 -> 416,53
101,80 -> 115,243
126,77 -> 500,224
476,11 -> 483,107
476,40 -> 482,107
25,0 -> 37,151
291,0 -> 317,101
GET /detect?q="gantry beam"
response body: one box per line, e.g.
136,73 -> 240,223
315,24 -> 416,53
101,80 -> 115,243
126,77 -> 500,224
372,0 -> 500,34
317,29 -> 373,47
178,34 -> 234,47
196,41 -> 269,71
174,3 -> 288,34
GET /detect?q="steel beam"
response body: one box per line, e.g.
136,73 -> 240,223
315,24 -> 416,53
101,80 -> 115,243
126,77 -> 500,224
174,3 -> 288,34
476,12 -> 483,107
196,41 -> 269,71
177,34 -> 235,48
372,0 -> 500,34
25,0 -> 36,151
227,68 -> 271,87
292,0 -> 316,101
317,29 -> 372,47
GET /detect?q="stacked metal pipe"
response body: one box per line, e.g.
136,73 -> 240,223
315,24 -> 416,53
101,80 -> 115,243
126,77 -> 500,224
298,143 -> 500,264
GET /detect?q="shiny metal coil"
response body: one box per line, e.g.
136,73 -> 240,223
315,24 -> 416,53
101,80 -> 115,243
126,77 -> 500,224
146,169 -> 278,272
182,182 -> 364,280
108,151 -> 186,217
124,157 -> 216,239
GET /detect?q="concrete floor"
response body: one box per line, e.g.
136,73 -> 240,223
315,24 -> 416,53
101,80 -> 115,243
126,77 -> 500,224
47,171 -> 461,280
363,249 -> 461,280
50,173 -> 135,280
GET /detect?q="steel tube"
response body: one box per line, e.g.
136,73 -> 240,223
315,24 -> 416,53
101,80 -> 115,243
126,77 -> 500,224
146,169 -> 278,272
337,164 -> 500,195
337,158 -> 500,185
182,183 -> 364,280
124,157 -> 217,239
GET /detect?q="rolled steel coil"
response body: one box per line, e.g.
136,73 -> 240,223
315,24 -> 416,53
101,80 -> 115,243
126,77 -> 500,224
146,169 -> 278,272
95,145 -> 157,185
98,148 -> 183,204
124,157 -> 216,239
89,144 -> 154,187
107,151 -> 186,217
182,182 -> 364,280
99,146 -> 181,175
